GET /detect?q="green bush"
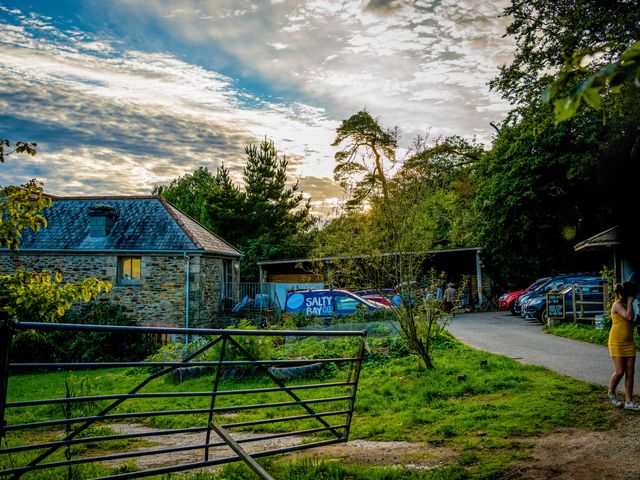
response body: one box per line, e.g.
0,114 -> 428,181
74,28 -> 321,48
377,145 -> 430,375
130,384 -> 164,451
9,301 -> 159,363
280,308 -> 397,329
547,322 -> 640,349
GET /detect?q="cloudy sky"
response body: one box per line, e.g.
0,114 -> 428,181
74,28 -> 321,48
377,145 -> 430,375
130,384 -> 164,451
0,0 -> 514,212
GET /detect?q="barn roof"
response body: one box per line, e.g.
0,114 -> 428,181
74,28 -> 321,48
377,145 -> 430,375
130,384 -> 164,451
5,195 -> 241,256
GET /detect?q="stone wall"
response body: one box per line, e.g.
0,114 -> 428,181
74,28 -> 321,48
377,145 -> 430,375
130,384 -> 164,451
187,254 -> 223,328
0,253 -> 231,327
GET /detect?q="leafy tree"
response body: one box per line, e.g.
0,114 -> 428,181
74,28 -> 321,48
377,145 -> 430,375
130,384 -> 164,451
152,165 -> 245,241
154,139 -> 311,280
474,94 -> 640,288
0,179 -> 51,250
316,113 -> 461,369
1,141 -> 111,322
490,0 -> 640,110
241,138 -> 311,279
0,139 -> 37,163
391,136 -> 485,250
480,0 -> 640,289
153,166 -> 220,232
209,165 -> 246,244
331,110 -> 398,208
543,40 -> 640,123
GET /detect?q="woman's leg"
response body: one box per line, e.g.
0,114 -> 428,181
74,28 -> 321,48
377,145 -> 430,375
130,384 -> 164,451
610,356 -> 626,395
624,356 -> 636,403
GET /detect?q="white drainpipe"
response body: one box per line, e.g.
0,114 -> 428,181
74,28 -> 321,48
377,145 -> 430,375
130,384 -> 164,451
476,249 -> 483,304
184,252 -> 190,344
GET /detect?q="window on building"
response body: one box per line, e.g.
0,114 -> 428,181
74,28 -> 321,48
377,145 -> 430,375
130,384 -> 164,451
119,257 -> 142,284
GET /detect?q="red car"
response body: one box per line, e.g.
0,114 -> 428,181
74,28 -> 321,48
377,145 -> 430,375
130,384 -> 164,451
354,289 -> 396,307
498,277 -> 550,315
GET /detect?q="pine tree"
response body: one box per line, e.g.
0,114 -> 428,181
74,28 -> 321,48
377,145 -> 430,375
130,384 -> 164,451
241,138 -> 311,279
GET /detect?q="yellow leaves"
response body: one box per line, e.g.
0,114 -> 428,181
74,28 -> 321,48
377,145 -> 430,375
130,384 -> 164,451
0,269 -> 111,323
1,181 -> 50,250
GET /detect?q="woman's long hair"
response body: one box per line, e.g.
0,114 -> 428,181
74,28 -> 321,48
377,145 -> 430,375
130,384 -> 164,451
614,283 -> 628,301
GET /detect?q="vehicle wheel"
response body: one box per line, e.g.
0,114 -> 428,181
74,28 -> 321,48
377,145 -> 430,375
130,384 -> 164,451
541,310 -> 549,326
509,302 -> 517,315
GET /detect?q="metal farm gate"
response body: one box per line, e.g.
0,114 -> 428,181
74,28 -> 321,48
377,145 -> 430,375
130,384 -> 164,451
0,321 -> 366,479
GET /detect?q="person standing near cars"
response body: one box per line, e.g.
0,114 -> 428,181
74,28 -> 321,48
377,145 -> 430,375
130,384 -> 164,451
442,283 -> 457,313
436,284 -> 443,303
608,283 -> 640,410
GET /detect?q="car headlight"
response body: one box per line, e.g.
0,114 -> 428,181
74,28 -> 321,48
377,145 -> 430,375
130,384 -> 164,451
528,298 -> 544,306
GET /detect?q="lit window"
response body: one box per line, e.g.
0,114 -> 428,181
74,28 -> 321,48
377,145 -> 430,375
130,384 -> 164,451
119,257 -> 142,284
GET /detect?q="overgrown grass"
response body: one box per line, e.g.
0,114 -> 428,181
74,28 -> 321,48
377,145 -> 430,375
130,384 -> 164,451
210,457 -> 470,480
546,322 -> 640,349
2,334 -> 616,479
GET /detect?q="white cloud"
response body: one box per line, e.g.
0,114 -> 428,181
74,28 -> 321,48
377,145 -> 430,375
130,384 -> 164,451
114,0 -> 513,144
1,0 -> 516,207
0,8 -> 340,202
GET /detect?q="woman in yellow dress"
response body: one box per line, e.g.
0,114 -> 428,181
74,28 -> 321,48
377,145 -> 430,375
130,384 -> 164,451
608,283 -> 639,410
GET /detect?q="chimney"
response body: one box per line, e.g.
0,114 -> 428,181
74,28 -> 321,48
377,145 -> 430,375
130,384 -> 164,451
88,204 -> 117,237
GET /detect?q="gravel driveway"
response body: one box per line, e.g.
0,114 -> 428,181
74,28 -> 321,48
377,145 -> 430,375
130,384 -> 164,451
446,311 -> 640,388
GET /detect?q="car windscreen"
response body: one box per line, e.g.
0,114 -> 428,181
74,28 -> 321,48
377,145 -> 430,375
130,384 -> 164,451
533,278 -> 556,292
528,278 -> 550,290
561,283 -> 603,294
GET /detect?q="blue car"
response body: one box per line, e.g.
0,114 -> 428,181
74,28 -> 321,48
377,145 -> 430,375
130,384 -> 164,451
284,289 -> 386,318
522,277 -> 605,323
515,273 -> 597,316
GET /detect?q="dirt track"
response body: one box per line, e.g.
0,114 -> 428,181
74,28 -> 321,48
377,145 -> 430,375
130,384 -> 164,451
505,410 -> 640,480
105,423 -> 456,472
106,415 -> 640,479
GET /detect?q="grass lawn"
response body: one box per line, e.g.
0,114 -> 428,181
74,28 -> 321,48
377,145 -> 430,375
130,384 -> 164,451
2,334 -> 615,479
546,322 -> 640,349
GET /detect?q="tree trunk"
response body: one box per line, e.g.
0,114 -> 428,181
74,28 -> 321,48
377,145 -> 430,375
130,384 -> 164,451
422,353 -> 434,369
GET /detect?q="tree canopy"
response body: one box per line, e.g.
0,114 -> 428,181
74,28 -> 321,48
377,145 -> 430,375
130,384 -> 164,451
332,110 -> 398,208
490,0 -> 640,110
314,0 -> 639,291
155,138 -> 311,280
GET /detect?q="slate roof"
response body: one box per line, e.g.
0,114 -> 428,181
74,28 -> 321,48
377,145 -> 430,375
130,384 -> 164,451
574,226 -> 619,252
7,196 -> 242,256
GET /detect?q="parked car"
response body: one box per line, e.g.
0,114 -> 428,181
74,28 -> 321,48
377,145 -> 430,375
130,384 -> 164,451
513,273 -> 596,316
284,289 -> 387,317
522,276 -> 604,323
354,288 -> 396,307
498,277 -> 550,314
513,277 -> 557,315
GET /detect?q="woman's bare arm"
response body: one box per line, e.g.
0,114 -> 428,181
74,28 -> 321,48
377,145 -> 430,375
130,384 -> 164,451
614,298 -> 634,321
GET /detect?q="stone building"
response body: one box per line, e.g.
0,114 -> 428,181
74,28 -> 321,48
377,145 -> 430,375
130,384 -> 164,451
0,196 -> 242,328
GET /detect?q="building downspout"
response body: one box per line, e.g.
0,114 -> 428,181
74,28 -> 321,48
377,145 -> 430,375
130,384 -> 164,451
475,249 -> 483,304
184,252 -> 191,344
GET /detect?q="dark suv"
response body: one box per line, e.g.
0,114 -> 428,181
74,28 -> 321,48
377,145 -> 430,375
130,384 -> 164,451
514,273 -> 597,316
522,276 -> 604,323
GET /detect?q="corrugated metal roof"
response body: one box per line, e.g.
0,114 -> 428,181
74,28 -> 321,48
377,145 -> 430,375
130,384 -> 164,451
257,247 -> 482,266
6,196 -> 241,256
574,226 -> 619,252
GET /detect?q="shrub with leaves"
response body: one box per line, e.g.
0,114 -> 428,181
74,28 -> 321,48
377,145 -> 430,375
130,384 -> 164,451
10,302 -> 158,363
0,179 -> 51,250
0,269 -> 110,322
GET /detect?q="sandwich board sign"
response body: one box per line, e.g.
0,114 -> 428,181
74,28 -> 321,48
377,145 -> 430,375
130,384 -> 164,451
547,292 -> 565,320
